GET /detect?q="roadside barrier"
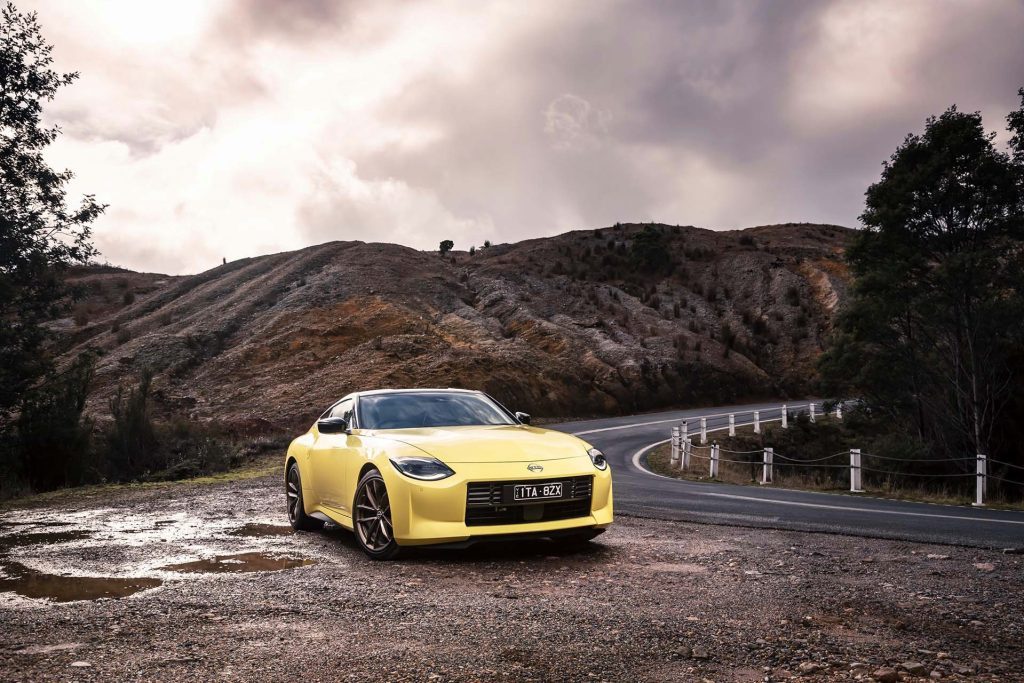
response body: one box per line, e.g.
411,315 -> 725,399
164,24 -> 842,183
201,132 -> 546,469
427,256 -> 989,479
663,402 -> 1024,506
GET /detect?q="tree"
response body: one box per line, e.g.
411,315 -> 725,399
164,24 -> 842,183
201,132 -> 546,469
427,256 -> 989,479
14,352 -> 95,490
1008,87 -> 1024,164
0,3 -> 104,432
483,239 -> 491,248
820,100 -> 1024,468
629,225 -> 671,274
439,239 -> 454,255
105,369 -> 159,478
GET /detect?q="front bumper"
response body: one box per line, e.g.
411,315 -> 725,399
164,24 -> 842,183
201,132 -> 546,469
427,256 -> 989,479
381,457 -> 613,546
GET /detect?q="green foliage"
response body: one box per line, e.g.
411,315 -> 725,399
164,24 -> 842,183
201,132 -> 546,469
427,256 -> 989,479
1008,87 -> 1024,164
153,419 -> 235,481
0,3 -> 104,432
439,239 -> 454,255
9,352 -> 96,491
629,225 -> 671,274
718,412 -> 932,484
100,370 -> 240,483
820,97 -> 1024,475
105,370 -> 159,476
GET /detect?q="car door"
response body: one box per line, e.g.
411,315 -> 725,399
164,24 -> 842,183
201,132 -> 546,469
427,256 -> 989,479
309,399 -> 359,516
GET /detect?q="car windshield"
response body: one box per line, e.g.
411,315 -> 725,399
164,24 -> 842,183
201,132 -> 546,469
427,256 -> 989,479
357,392 -> 516,430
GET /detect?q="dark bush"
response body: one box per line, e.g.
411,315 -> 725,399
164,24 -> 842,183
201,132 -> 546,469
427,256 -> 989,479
11,353 -> 96,491
105,370 -> 159,477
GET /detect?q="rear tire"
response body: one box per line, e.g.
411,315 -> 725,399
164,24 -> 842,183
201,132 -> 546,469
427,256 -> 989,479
286,462 -> 323,532
353,470 -> 401,560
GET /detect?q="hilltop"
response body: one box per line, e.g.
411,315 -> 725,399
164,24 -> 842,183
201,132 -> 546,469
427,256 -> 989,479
57,223 -> 852,430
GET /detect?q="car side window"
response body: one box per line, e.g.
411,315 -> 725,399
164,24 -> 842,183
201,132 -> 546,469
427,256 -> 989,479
330,399 -> 354,424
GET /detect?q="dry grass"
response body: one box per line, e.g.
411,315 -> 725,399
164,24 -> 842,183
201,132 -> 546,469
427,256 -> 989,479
0,453 -> 280,510
646,431 -> 1024,510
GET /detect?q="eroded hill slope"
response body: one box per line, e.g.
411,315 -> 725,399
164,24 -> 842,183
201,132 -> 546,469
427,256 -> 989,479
60,223 -> 851,428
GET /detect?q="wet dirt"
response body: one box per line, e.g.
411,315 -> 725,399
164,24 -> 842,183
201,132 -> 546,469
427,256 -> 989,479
160,552 -> 314,573
1,466 -> 1022,682
228,522 -> 294,537
0,530 -> 93,552
0,561 -> 162,602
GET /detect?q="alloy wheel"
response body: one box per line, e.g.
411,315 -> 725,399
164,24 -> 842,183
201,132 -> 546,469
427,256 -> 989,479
286,466 -> 301,523
354,476 -> 394,552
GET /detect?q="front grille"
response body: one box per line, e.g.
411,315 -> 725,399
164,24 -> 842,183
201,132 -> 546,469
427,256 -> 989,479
465,475 -> 593,526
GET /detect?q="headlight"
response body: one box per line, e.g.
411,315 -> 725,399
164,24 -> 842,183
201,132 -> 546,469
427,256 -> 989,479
389,456 -> 455,481
587,447 -> 608,471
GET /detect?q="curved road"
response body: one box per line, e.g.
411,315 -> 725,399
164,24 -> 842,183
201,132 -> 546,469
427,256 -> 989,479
551,401 -> 1024,549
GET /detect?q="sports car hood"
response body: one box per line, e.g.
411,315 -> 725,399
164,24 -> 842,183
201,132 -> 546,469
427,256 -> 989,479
366,425 -> 589,463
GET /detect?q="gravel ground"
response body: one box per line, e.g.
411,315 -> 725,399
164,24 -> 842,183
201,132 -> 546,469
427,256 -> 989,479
1,465 -> 1022,682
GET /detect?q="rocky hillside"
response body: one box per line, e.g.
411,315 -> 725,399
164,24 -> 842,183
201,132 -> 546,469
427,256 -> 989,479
57,223 -> 852,430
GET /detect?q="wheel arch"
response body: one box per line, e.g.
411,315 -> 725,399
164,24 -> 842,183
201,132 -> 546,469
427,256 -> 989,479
357,462 -> 379,483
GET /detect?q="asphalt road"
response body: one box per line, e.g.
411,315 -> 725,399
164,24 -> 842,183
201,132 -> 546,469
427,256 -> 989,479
550,401 -> 1024,549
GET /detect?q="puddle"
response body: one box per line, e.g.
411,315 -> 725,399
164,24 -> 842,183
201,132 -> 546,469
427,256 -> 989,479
0,530 -> 93,553
229,523 -> 294,537
161,552 -> 314,573
0,562 -> 162,602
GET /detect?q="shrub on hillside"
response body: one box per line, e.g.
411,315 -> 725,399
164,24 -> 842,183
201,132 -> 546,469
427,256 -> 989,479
10,353 -> 96,492
105,370 -> 160,476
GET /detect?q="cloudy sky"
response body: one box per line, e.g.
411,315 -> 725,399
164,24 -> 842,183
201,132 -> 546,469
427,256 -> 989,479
26,0 -> 1024,275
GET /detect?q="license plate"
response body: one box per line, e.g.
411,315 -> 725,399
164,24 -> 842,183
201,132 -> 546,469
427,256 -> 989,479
513,482 -> 563,501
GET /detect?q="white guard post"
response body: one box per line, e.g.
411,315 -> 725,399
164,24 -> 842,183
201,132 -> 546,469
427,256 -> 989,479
700,417 -> 707,444
710,443 -> 719,478
849,448 -> 863,492
683,438 -> 692,469
761,447 -> 774,484
728,413 -> 735,436
973,454 -> 987,507
809,403 -> 816,423
670,426 -> 680,467
781,404 -> 788,429
835,403 -> 843,420
753,410 -> 760,434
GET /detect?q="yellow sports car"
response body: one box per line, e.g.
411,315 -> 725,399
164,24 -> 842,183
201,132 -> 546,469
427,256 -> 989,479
284,389 -> 613,559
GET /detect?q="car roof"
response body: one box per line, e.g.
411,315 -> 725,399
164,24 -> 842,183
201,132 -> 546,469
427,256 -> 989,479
351,388 -> 482,398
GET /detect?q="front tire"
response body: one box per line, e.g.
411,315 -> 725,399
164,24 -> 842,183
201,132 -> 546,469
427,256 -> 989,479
353,470 -> 401,560
286,462 -> 323,531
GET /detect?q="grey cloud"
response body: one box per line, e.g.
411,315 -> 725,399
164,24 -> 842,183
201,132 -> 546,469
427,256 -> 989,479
29,0 -> 1024,273
348,0 -> 1024,235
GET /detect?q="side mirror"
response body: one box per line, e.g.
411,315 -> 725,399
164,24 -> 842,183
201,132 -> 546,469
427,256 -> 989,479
514,411 -> 531,425
317,417 -> 349,434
